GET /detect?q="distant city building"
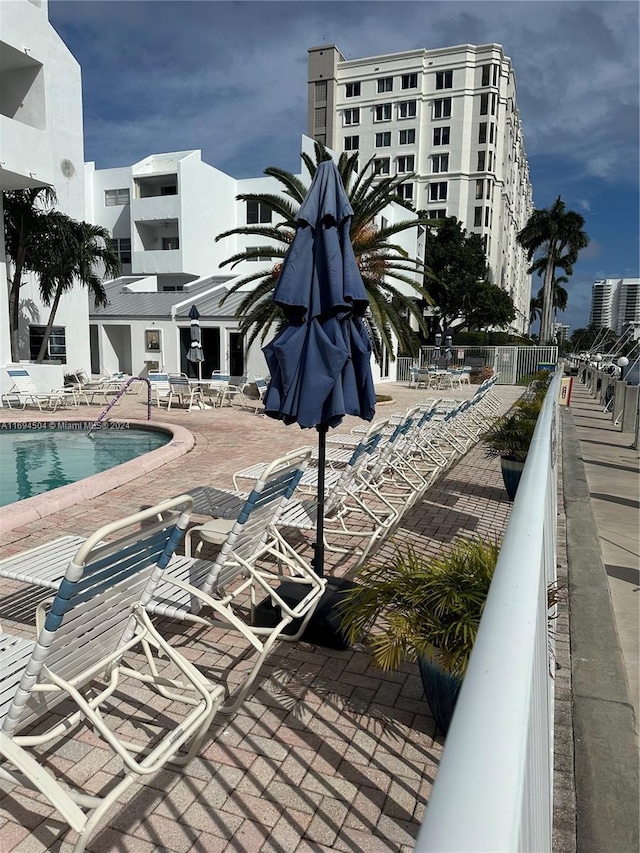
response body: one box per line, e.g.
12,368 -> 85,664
552,323 -> 570,344
307,43 -> 534,333
590,278 -> 640,336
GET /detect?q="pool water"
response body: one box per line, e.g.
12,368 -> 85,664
0,427 -> 169,507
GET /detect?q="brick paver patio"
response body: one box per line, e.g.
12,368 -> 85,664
0,381 -> 521,851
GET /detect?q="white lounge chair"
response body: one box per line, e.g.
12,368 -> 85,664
0,496 -> 224,853
1,367 -> 72,411
147,448 -> 326,713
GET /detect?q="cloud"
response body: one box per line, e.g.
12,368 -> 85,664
50,1 -> 639,184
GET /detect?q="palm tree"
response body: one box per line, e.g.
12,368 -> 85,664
529,275 -> 568,328
517,196 -> 589,344
215,142 -> 433,362
3,187 -> 57,361
33,214 -> 120,363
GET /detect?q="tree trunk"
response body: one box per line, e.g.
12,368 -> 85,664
539,250 -> 555,345
8,249 -> 26,362
36,285 -> 63,364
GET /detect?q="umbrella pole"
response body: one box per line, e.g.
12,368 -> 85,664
313,423 -> 328,578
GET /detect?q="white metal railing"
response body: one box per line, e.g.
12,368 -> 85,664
395,347 -> 558,385
416,370 -> 561,852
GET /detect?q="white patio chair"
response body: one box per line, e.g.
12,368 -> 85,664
207,372 -> 247,407
148,371 -> 172,408
147,448 -> 326,714
0,496 -> 224,853
168,373 -> 205,412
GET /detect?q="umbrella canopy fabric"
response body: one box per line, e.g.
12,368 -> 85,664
263,160 -> 376,430
261,160 -> 376,579
186,304 -> 204,379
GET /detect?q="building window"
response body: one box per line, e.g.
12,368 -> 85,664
162,237 -> 179,250
480,93 -> 489,115
396,183 -> 414,201
486,178 -> 492,199
315,80 -> 327,102
397,155 -> 415,173
373,158 -> 390,175
344,108 -> 360,125
477,151 -> 486,171
481,64 -> 490,87
476,179 -> 484,199
474,206 -> 482,227
314,106 -> 326,126
483,234 -> 489,254
104,188 -> 130,207
29,326 -> 66,363
109,237 -> 131,265
490,122 -> 495,144
401,73 -> 418,89
344,135 -> 359,151
433,126 -> 450,146
374,103 -> 392,122
428,209 -> 447,219
145,329 -> 161,351
399,128 -> 416,145
432,154 -> 449,173
399,100 -> 417,118
434,98 -> 451,119
345,82 -> 361,97
488,150 -> 493,170
429,182 -> 447,201
491,93 -> 497,116
485,206 -> 491,227
377,77 -> 393,93
160,184 -> 177,196
246,201 -> 272,224
247,252 -> 274,262
493,64 -> 499,85
375,132 -> 391,148
435,70 -> 453,90
478,122 -> 487,144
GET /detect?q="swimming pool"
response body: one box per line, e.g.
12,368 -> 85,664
0,423 -> 170,507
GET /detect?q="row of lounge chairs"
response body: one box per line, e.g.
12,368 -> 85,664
0,367 -> 132,411
0,375 -> 501,850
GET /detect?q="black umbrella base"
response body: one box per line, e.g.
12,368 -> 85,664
255,577 -> 358,651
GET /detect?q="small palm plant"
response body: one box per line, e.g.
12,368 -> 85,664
339,537 -> 500,679
482,412 -> 537,464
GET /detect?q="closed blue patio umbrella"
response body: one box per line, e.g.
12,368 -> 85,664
186,304 -> 205,380
263,160 -> 376,578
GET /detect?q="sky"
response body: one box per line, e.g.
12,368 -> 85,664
48,0 -> 640,334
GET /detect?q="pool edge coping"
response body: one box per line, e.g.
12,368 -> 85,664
0,419 -> 195,537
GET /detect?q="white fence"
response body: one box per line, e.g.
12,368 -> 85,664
416,369 -> 561,852
396,347 -> 558,385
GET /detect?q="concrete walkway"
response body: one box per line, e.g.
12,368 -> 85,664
562,380 -> 639,853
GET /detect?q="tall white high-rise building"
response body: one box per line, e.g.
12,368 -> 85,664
307,43 -> 534,333
590,278 -> 640,336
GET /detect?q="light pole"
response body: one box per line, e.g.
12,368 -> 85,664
617,356 -> 629,381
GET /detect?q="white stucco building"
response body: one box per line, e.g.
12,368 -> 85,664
590,278 -> 640,337
85,139 -> 422,383
307,43 -> 534,333
0,0 -> 89,387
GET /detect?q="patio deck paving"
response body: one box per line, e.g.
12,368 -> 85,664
0,380 -> 523,852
